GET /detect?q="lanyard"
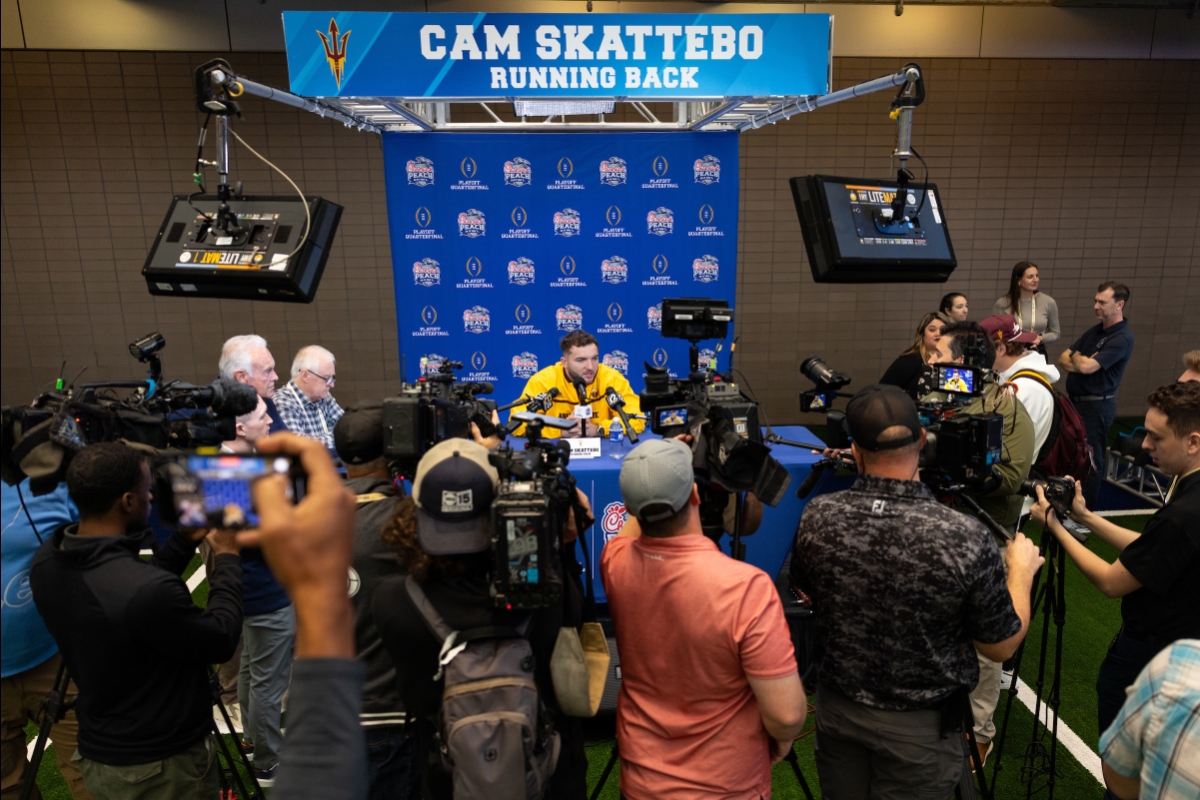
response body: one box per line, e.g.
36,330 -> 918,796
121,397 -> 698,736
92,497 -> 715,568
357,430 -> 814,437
288,382 -> 329,438
1016,295 -> 1036,332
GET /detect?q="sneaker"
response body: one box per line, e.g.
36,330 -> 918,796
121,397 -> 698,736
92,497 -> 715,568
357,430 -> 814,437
239,739 -> 255,761
971,739 -> 994,772
1062,518 -> 1090,543
1000,669 -> 1015,691
252,765 -> 276,787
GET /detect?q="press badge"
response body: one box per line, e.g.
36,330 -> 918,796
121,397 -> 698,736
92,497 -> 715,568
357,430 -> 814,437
573,404 -> 594,419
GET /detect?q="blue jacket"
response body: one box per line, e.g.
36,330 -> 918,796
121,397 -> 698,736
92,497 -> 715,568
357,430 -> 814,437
1,480 -> 77,678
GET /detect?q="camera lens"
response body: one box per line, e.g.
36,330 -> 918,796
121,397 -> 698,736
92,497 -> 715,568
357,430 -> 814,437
801,355 -> 837,387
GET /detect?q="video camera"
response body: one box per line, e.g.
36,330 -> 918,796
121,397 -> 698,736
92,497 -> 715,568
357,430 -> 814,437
487,413 -> 586,610
637,298 -> 791,543
2,334 -> 260,494
380,358 -> 499,472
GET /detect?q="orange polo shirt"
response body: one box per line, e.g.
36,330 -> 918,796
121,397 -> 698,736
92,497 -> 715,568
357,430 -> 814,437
600,533 -> 798,800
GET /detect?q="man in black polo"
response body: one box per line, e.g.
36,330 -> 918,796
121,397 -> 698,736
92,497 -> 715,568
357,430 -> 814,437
1059,281 -> 1135,514
1030,381 -> 1200,765
790,385 -> 1044,798
333,405 -> 419,800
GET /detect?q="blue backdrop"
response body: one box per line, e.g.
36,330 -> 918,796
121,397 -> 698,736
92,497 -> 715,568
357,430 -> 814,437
382,132 -> 739,404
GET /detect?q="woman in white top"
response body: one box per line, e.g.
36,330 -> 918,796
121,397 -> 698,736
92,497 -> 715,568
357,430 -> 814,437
993,261 -> 1060,353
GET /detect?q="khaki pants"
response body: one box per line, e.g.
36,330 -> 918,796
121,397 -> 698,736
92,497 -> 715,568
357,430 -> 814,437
970,651 -> 1003,744
74,736 -> 218,800
0,653 -> 92,800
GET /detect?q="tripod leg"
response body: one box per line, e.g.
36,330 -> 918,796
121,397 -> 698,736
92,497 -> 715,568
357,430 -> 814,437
784,745 -> 817,800
588,743 -> 619,800
963,718 -> 988,800
210,671 -> 261,799
1044,544 -> 1069,800
18,662 -> 73,800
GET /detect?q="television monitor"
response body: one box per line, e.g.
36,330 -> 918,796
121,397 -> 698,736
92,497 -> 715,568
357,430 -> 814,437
789,174 -> 956,283
142,194 -> 343,303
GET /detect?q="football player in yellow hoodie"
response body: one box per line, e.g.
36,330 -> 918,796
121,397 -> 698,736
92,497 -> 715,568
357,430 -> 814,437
510,331 -> 644,439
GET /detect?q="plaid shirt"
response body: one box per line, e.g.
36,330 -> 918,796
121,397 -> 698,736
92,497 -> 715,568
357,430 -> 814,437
273,380 -> 344,450
1101,639 -> 1200,800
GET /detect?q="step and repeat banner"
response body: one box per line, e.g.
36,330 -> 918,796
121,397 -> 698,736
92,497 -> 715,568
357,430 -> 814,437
381,132 -> 739,402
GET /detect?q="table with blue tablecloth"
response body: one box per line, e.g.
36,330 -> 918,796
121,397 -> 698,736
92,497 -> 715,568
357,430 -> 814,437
531,425 -> 824,604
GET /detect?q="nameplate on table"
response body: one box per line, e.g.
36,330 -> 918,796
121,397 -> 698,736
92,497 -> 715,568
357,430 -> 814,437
566,438 -> 602,459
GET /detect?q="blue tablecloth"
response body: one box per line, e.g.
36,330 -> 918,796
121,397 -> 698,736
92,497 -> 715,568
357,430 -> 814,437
522,425 -> 824,604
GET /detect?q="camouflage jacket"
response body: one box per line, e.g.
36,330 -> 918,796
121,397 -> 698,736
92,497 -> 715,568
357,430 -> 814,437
790,474 -> 1021,711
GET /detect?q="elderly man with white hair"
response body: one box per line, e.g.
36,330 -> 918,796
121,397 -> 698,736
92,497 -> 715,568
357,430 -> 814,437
219,334 -> 287,433
273,345 -> 345,450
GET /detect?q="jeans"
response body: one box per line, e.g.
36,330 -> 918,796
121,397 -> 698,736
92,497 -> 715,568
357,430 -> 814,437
1074,396 -> 1117,509
365,726 -> 419,800
238,605 -> 295,770
1097,629 -> 1161,800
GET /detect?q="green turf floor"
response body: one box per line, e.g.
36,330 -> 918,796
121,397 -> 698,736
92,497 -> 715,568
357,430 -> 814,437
25,516 -> 1144,799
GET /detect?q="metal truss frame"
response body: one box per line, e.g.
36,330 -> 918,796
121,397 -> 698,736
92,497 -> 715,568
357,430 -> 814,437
231,65 -> 920,134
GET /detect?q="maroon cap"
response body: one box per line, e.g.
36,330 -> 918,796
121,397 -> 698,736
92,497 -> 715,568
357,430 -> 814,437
979,314 -> 1039,346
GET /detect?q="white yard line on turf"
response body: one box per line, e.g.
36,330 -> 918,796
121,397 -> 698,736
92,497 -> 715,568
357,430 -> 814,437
26,738 -> 46,759
186,564 -> 208,593
1014,679 -> 1104,784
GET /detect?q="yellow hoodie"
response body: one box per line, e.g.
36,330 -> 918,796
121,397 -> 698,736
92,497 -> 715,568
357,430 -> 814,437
508,363 -> 645,438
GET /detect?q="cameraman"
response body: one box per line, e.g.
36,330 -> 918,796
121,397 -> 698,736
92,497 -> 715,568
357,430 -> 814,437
331,405 -> 418,800
1031,381 -> 1200,743
925,321 -> 1036,533
511,331 -> 643,439
370,440 -> 575,798
790,385 -> 1043,798
28,443 -> 243,800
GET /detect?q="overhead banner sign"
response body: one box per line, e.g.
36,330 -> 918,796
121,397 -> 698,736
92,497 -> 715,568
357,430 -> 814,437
283,12 -> 831,98
381,132 -> 739,405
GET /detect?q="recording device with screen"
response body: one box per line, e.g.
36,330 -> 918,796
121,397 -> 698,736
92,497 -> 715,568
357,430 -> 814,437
153,453 -> 306,530
790,174 -> 957,283
932,365 -> 981,397
143,194 -> 342,303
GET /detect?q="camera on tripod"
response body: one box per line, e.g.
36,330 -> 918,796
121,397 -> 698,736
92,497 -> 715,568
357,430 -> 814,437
380,359 -> 500,471
637,298 -> 791,542
487,414 -> 583,609
2,334 -> 260,494
1019,475 -> 1076,518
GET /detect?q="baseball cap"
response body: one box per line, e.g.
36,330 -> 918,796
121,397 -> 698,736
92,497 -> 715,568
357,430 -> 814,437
979,314 -> 1039,346
619,438 -> 694,523
413,439 -> 499,555
845,384 -> 924,452
333,402 -> 383,465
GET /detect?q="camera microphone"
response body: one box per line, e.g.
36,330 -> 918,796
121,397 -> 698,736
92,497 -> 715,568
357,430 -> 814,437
604,387 -> 639,444
203,379 -> 260,416
455,381 -> 494,395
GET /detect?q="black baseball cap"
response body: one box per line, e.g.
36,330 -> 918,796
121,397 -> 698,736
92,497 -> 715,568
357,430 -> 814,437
845,384 -> 924,452
413,439 -> 499,555
333,402 -> 384,465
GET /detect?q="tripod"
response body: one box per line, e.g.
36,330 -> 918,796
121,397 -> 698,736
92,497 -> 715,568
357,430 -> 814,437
18,661 -> 72,800
987,530 -> 1067,800
210,671 -> 264,800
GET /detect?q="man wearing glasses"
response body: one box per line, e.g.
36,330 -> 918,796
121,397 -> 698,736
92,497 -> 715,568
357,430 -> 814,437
275,345 -> 345,451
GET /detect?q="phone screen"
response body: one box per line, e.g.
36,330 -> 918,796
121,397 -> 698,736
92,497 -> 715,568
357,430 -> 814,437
174,455 -> 295,529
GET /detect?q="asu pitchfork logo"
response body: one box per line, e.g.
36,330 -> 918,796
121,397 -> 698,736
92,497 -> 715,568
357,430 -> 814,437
317,19 -> 351,90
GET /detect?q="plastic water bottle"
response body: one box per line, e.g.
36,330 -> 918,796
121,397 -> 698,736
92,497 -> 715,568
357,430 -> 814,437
609,426 -> 624,446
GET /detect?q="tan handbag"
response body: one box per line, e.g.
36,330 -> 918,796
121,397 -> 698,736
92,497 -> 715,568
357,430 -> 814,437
550,622 -> 610,717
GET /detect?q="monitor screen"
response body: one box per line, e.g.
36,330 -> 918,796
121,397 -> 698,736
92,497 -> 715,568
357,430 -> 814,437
790,175 -> 957,283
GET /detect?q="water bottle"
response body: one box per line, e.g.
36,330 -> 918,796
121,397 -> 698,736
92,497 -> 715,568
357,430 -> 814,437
609,425 -> 624,446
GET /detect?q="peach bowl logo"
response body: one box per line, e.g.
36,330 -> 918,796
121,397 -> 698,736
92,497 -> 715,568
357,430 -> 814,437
647,207 -> 674,236
603,350 -> 630,376
648,303 -> 663,331
463,305 -> 491,334
412,257 -> 440,287
512,351 -> 539,379
693,254 -> 719,283
600,156 -> 627,186
406,156 -> 434,187
504,157 -> 532,187
508,257 -> 535,286
553,208 -> 581,237
694,155 -> 721,185
556,304 -> 583,332
600,256 -> 628,285
458,208 -> 486,238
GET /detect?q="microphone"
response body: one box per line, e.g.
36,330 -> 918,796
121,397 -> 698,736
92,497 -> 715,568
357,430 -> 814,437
573,381 -> 588,405
204,379 -> 260,417
530,387 -> 560,413
604,387 -> 639,444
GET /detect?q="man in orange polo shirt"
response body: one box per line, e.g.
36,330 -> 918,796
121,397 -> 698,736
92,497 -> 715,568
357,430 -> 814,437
601,438 -> 805,800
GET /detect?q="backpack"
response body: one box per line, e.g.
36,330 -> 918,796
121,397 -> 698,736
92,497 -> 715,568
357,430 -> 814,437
404,577 -> 560,800
1009,370 -> 1094,481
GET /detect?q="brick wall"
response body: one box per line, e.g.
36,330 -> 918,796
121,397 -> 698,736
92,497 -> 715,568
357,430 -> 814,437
2,51 -> 1196,420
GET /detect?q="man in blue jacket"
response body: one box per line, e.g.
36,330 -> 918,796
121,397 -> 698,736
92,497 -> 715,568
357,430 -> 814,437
1,479 -> 92,799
